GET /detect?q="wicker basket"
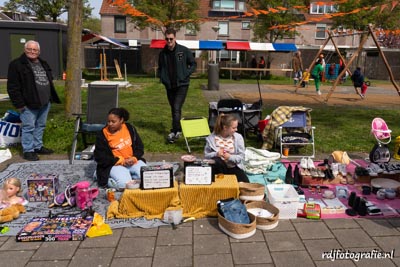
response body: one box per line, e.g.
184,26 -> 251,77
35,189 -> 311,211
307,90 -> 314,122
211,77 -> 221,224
245,201 -> 280,230
218,211 -> 256,239
239,182 -> 265,201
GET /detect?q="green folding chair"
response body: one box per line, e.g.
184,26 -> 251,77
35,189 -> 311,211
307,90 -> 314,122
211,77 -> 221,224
180,117 -> 211,153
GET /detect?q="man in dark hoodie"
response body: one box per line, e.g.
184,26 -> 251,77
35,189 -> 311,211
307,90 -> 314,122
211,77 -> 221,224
158,28 -> 197,143
7,40 -> 60,161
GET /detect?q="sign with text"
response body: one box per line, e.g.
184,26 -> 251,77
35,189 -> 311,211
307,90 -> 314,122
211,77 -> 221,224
185,166 -> 212,185
140,165 -> 173,190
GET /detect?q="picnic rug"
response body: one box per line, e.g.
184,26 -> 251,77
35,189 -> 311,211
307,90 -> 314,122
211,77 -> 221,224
0,160 -> 168,237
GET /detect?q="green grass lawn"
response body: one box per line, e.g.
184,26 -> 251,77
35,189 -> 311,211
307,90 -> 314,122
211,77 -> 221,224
1,76 -> 399,158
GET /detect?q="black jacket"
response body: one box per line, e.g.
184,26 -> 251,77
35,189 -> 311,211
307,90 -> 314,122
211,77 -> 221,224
94,123 -> 145,187
7,53 -> 61,109
157,43 -> 197,89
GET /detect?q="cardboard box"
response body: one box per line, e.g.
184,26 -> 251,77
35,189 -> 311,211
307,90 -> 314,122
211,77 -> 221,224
27,173 -> 59,202
140,165 -> 174,190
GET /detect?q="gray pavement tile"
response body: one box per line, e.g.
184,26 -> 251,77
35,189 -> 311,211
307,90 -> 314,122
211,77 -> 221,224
122,226 -> 159,237
303,239 -> 343,261
387,218 -> 400,227
293,221 -> 334,239
114,236 -> 156,257
265,219 -> 295,232
372,236 -> 400,257
194,234 -> 230,255
332,228 -> 377,248
356,218 -> 400,236
194,253 -> 234,267
26,260 -> 69,267
264,231 -> 305,252
323,218 -> 360,229
193,217 -> 222,235
69,247 -> 114,267
314,259 -> 356,267
349,247 -> 397,267
0,238 -> 41,250
0,236 -> 8,247
153,245 -> 192,267
157,225 -> 192,246
229,229 -> 265,243
231,242 -> 272,265
235,264 -> 274,267
31,241 -> 79,261
110,257 -> 152,267
271,250 -> 314,267
0,250 -> 35,267
392,257 -> 400,266
79,228 -> 122,248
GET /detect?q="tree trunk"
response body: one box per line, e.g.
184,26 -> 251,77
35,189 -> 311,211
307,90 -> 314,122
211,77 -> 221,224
65,0 -> 83,118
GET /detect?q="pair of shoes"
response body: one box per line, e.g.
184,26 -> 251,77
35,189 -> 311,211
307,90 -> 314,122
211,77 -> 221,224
307,157 -> 315,169
285,164 -> 293,184
360,94 -> 365,99
317,90 -> 322,95
300,157 -> 308,169
166,131 -> 182,144
34,147 -> 54,154
23,152 -> 39,161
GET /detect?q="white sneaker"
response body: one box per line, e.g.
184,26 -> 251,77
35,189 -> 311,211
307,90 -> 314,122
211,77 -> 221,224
300,157 -> 308,169
167,132 -> 176,143
317,90 -> 322,96
175,131 -> 182,139
307,157 -> 315,169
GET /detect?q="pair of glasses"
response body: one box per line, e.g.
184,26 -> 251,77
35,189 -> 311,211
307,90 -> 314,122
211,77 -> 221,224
165,38 -> 174,41
26,48 -> 39,52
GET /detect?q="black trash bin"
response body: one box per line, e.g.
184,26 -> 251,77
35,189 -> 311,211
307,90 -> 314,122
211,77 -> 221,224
208,63 -> 219,90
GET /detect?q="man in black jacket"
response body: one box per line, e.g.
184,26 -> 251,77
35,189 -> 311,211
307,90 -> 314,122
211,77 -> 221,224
158,28 -> 197,143
7,40 -> 61,161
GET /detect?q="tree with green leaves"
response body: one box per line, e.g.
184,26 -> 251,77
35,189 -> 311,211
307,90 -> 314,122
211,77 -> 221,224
3,0 -> 93,22
112,0 -> 200,35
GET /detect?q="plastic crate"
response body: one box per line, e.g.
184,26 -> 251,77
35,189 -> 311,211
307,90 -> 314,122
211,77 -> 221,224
266,184 -> 299,219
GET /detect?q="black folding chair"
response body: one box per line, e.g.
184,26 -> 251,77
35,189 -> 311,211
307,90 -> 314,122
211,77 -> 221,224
69,83 -> 119,164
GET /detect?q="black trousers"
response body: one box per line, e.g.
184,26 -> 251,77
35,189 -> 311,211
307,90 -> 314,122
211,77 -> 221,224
212,157 -> 249,183
166,85 -> 189,133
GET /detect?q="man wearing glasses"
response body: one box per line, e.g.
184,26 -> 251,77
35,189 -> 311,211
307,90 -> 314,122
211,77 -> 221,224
7,40 -> 60,161
158,28 -> 197,143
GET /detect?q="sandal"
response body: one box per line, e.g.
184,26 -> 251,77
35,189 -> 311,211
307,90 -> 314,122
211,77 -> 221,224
310,168 -> 319,177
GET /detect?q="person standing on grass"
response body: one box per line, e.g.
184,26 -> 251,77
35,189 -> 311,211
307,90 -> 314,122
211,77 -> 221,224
157,28 -> 197,144
204,114 -> 249,183
292,51 -> 303,85
351,66 -> 365,99
7,40 -> 60,161
311,59 -> 324,95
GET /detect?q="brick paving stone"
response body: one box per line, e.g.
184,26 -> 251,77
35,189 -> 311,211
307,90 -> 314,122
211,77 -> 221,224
371,236 -> 400,257
0,250 -> 35,266
31,241 -> 79,261
303,238 -> 343,261
392,257 -> 400,266
235,264 -> 274,267
193,218 -> 222,235
266,219 -> 295,232
332,228 -> 377,248
69,247 -> 114,267
26,260 -> 70,267
323,218 -> 360,229
114,236 -> 156,257
271,250 -> 314,267
193,253 -> 234,267
79,228 -> 122,248
264,231 -> 305,252
194,234 -> 230,255
0,237 -> 41,250
386,218 -> 400,227
153,245 -> 192,267
121,226 -> 158,237
356,218 -> 400,236
314,259 -> 356,267
231,242 -> 272,265
293,221 -> 334,239
157,225 -> 192,246
110,257 -> 152,267
229,229 -> 265,243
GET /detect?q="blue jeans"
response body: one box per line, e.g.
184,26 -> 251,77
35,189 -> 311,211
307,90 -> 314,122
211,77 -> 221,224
108,160 -> 147,189
166,85 -> 188,133
218,199 -> 250,224
19,103 -> 50,153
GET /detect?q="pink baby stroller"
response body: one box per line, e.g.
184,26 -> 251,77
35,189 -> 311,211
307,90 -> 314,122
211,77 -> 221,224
371,118 -> 392,145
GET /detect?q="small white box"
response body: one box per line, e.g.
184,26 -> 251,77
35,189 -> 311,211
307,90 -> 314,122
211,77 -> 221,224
266,184 -> 299,219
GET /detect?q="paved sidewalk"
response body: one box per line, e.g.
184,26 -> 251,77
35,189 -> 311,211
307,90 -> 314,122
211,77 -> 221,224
0,83 -> 399,266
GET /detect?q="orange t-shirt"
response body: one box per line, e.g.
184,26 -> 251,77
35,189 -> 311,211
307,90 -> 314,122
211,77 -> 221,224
103,124 -> 133,162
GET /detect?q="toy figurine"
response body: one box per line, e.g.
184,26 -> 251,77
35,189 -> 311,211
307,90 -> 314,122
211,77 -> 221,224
2,177 -> 28,206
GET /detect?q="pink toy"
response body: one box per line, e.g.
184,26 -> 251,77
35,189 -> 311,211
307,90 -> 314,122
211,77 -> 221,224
371,118 -> 391,145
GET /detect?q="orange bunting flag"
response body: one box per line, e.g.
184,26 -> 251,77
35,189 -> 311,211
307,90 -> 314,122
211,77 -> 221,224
380,4 -> 388,13
268,7 -> 279,13
391,1 -> 399,11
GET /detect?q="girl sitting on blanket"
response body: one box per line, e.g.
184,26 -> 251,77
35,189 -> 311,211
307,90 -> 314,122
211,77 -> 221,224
94,107 -> 147,190
1,177 -> 28,208
204,114 -> 249,183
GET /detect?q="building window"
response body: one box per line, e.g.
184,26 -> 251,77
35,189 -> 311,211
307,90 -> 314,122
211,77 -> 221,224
114,16 -> 126,33
218,21 -> 229,36
213,0 -> 235,10
185,24 -> 197,35
242,21 -> 250,30
310,3 -> 337,14
316,24 -> 327,39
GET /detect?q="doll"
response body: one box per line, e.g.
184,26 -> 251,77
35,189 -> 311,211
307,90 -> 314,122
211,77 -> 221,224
2,177 -> 28,206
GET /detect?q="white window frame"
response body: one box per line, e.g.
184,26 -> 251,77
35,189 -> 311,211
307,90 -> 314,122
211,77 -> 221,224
310,3 -> 337,14
218,21 -> 229,36
315,24 -> 327,39
242,21 -> 250,30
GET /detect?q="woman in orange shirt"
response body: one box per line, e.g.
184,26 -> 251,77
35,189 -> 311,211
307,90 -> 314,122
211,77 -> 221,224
94,107 -> 146,189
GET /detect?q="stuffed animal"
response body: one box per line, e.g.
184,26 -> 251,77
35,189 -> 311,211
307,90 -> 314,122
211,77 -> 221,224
0,203 -> 26,223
